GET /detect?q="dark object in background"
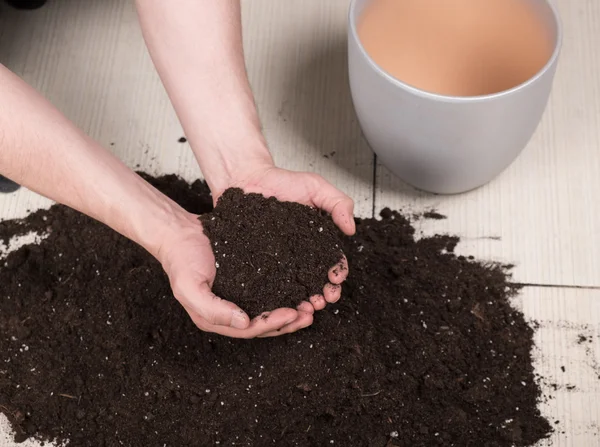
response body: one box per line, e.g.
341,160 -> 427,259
3,0 -> 47,9
0,175 -> 21,193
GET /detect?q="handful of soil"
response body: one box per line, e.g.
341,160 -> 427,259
200,188 -> 344,317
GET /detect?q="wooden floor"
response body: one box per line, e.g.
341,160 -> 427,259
1,0 -> 599,445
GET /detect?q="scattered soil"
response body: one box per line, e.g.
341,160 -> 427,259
0,174 -> 551,447
423,211 -> 446,220
178,137 -> 187,143
200,188 -> 343,317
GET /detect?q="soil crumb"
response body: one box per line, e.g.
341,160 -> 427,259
200,188 -> 343,317
423,210 -> 446,220
0,174 -> 551,447
577,334 -> 592,344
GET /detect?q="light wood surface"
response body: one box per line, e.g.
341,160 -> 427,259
1,0 -> 599,445
376,0 -> 600,287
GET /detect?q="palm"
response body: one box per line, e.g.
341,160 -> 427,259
159,167 -> 354,339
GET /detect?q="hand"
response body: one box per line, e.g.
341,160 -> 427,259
156,166 -> 353,339
216,164 -> 354,327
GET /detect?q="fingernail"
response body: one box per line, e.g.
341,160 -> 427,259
231,310 -> 248,329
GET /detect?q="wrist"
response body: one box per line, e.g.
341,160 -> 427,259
144,206 -> 201,263
122,184 -> 200,261
193,139 -> 275,198
152,209 -> 204,271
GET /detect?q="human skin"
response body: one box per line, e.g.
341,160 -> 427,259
0,0 -> 354,338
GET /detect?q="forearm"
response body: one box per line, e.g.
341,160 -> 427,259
0,64 -> 191,257
135,0 -> 273,196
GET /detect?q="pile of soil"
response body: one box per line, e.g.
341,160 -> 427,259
0,174 -> 551,447
200,188 -> 343,317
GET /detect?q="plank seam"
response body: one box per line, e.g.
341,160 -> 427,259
512,282 -> 600,291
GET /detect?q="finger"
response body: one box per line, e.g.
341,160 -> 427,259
191,308 -> 298,339
257,311 -> 314,338
323,283 -> 342,303
309,175 -> 356,236
328,256 -> 349,284
297,301 -> 315,314
177,281 -> 250,329
226,308 -> 298,338
309,294 -> 327,311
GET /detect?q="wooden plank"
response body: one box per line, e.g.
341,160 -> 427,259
515,286 -> 600,446
0,0 -> 374,221
374,0 -> 600,287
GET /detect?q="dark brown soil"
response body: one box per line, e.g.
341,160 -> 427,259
0,174 -> 551,447
200,188 -> 343,317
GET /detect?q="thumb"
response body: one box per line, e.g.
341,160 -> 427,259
177,280 -> 250,330
309,175 -> 356,235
